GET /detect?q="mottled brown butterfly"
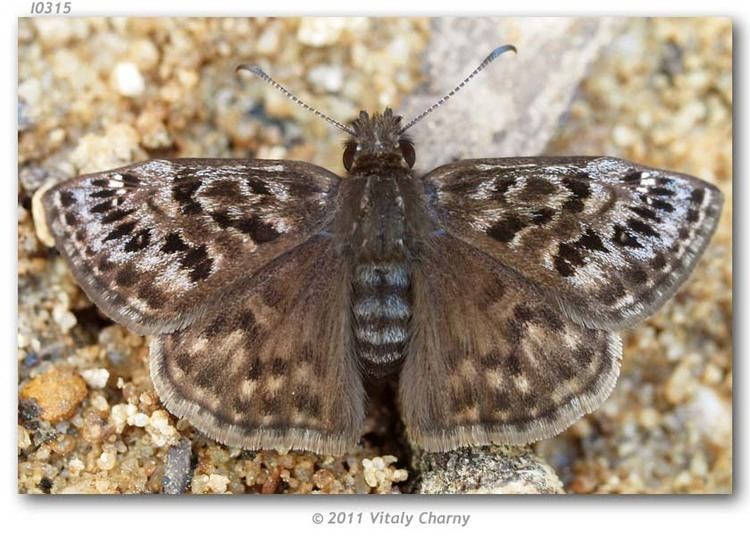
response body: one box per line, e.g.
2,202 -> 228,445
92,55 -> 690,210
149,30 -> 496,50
42,46 -> 722,453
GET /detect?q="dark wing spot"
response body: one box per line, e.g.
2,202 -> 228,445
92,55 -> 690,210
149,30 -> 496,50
124,228 -> 151,252
91,189 -> 117,198
91,199 -> 117,213
270,358 -> 288,376
104,221 -> 137,242
492,177 -> 517,199
137,282 -> 165,309
627,218 -> 659,238
690,188 -> 705,205
506,350 -> 523,377
450,384 -> 474,412
64,213 -> 78,225
624,267 -> 648,285
530,208 -> 555,225
645,196 -> 675,212
180,201 -> 202,215
193,361 -> 224,390
260,394 -> 281,415
562,176 -> 592,200
629,205 -> 660,222
181,244 -> 213,282
613,225 -> 642,248
650,252 -> 667,270
97,258 -> 114,273
91,179 -> 109,187
525,179 -> 556,196
486,216 -> 527,243
119,173 -> 141,187
563,198 -> 585,213
115,265 -> 138,287
235,216 -> 281,243
494,390 -> 511,408
59,190 -> 76,207
172,177 -> 202,214
246,362 -> 263,381
162,232 -> 189,253
621,170 -> 645,183
101,208 -> 136,224
576,229 -> 608,253
650,187 -> 674,197
686,208 -> 699,223
576,347 -> 594,367
209,211 -> 233,229
554,242 -> 586,277
537,307 -> 565,332
295,390 -> 322,416
513,304 -> 536,323
203,180 -> 242,200
561,176 -> 591,213
246,177 -> 271,196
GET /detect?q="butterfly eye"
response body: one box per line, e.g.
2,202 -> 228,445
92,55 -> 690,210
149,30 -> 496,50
399,140 -> 416,168
343,142 -> 357,171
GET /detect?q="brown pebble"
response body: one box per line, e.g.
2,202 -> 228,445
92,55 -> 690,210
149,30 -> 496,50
20,368 -> 87,423
261,467 -> 281,494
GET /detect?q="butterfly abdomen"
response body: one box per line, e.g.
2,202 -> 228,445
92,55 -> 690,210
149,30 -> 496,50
352,260 -> 412,375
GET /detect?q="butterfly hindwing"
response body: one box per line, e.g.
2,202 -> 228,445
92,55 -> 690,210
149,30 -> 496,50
43,159 -> 340,335
150,233 -> 364,454
422,156 -> 723,330
402,233 -> 622,451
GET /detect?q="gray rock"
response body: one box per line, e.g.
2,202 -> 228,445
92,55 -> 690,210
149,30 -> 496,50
402,17 -> 625,171
415,445 -> 564,494
162,438 -> 193,495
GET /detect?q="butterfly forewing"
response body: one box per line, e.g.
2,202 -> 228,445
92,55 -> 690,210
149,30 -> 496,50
423,156 -> 723,331
43,158 -> 340,335
150,233 -> 364,454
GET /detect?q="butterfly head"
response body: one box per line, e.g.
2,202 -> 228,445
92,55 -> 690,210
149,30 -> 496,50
343,108 -> 415,172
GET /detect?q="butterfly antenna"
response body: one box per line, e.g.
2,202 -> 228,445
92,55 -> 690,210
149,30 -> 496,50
399,44 -> 517,134
236,64 -> 356,136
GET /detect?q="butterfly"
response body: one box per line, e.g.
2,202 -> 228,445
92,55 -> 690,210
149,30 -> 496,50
41,46 -> 723,454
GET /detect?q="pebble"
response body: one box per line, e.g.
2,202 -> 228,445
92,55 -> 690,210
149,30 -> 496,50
256,26 -> 281,55
192,473 -> 230,494
69,123 -> 145,174
112,62 -> 145,97
680,386 -> 731,448
97,450 -> 117,471
416,445 -> 564,494
163,438 -> 193,495
20,368 -> 88,423
612,124 -> 638,147
18,426 -> 31,450
145,410 -> 179,447
308,64 -> 344,93
296,18 -> 347,47
81,368 -> 110,389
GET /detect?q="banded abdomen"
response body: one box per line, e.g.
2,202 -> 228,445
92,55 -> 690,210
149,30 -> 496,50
352,259 -> 411,374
